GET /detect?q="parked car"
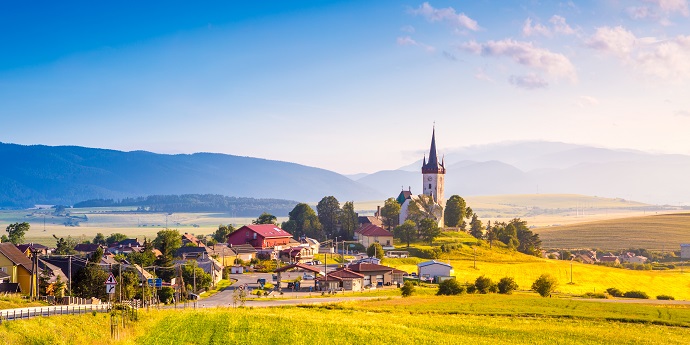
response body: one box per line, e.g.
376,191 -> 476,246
303,274 -> 315,280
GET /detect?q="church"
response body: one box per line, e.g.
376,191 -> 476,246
397,127 -> 446,227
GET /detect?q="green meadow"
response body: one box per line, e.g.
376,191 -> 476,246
3,294 -> 690,345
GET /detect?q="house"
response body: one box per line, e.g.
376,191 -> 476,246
280,246 -> 314,264
17,243 -> 50,256
417,260 -> 453,281
114,238 -> 142,247
227,244 -> 257,262
175,246 -> 213,260
575,253 -> 597,264
316,268 -> 364,292
347,263 -> 405,287
274,263 -> 322,291
600,256 -> 620,265
37,259 -> 68,284
355,224 -> 394,249
0,242 -> 35,295
227,224 -> 293,250
73,243 -> 103,256
357,215 -> 383,229
619,252 -> 648,264
182,233 -> 205,247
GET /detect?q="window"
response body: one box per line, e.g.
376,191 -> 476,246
429,183 -> 432,189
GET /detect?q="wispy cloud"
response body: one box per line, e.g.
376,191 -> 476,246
586,26 -> 690,79
627,0 -> 689,24
509,74 -> 548,89
522,15 -> 575,37
400,25 -> 416,33
442,51 -> 458,61
459,39 -> 577,81
397,36 -> 436,52
676,110 -> 690,117
577,96 -> 600,108
410,2 -> 480,31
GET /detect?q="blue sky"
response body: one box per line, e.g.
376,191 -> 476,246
2,1 -> 689,174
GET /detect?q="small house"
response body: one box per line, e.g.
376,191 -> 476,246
355,224 -> 394,249
0,243 -> 35,295
227,225 -> 293,250
417,260 -> 453,280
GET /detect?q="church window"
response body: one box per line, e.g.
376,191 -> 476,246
429,183 -> 431,189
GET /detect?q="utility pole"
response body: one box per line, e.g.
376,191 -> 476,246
119,261 -> 122,303
68,255 -> 72,296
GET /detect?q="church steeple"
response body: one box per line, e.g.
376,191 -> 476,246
422,126 -> 445,174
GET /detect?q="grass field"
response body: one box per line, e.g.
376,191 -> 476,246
535,213 -> 690,250
384,231 -> 690,300
3,294 -> 690,344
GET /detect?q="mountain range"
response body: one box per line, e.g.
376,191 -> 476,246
0,141 -> 688,208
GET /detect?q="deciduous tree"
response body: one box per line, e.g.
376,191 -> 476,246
367,242 -> 384,259
282,203 -> 323,240
380,198 -> 401,230
419,218 -> 442,245
532,274 -> 558,297
394,220 -> 417,248
252,212 -> 278,225
469,213 -> 483,239
339,201 -> 358,240
317,196 -> 341,239
444,195 -> 467,227
5,222 -> 29,244
213,224 -> 235,243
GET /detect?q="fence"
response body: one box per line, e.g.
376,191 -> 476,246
0,304 -> 111,322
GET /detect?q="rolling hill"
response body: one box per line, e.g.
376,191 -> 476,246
0,143 -> 384,207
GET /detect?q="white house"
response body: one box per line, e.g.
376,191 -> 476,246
417,260 -> 453,280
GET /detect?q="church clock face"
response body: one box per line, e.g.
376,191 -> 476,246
427,177 -> 432,181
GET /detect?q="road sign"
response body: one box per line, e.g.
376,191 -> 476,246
147,278 -> 162,288
106,284 -> 116,294
105,273 -> 117,285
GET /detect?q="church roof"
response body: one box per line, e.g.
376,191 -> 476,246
396,190 -> 413,205
422,127 -> 445,174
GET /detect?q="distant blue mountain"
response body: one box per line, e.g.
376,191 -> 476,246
0,143 -> 384,208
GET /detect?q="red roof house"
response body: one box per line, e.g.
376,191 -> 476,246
355,224 -> 394,248
227,224 -> 293,250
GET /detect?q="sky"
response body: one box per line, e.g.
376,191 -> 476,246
1,0 -> 689,174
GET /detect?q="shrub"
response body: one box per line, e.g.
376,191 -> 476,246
437,279 -> 465,296
623,290 -> 649,299
401,281 -> 416,297
158,287 -> 174,304
657,295 -> 675,300
605,287 -> 623,297
466,285 -> 476,294
418,248 -> 442,259
497,277 -> 518,294
582,292 -> 607,299
531,274 -> 558,297
474,275 -> 496,294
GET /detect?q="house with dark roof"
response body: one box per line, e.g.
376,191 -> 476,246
182,233 -> 205,247
17,243 -> 50,256
316,268 -> 364,291
347,262 -> 405,287
355,224 -> 394,249
227,225 -> 293,250
0,242 -> 35,294
175,246 -> 213,260
73,243 -> 104,256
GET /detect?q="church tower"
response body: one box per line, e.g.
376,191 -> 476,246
422,127 -> 446,210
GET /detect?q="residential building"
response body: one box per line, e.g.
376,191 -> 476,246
227,224 -> 293,250
355,224 -> 394,249
0,242 -> 35,295
182,233 -> 205,247
417,260 -> 453,280
347,262 -> 405,287
316,268 -> 364,291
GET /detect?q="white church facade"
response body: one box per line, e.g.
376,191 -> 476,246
397,128 -> 446,227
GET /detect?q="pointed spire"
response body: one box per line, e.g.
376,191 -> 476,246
422,125 -> 445,174
428,126 -> 438,167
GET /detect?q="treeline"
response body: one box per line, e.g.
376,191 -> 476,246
73,194 -> 298,217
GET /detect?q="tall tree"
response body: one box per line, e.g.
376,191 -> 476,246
317,196 -> 341,239
53,235 -> 77,255
394,220 -> 417,247
380,198 -> 401,230
367,242 -> 384,259
485,221 -> 496,248
495,222 -> 519,249
419,218 -> 442,245
511,218 -> 542,256
92,233 -> 106,245
469,213 -> 484,239
252,212 -> 278,225
282,203 -> 323,240
5,222 -> 29,244
444,195 -> 467,227
106,233 -> 128,246
339,201 -> 358,240
153,229 -> 182,281
213,224 -> 235,243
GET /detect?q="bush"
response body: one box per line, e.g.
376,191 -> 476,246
531,274 -> 558,297
606,287 -> 623,297
657,294 -> 675,300
437,279 -> 465,296
466,284 -> 476,294
582,292 -> 607,299
474,275 -> 496,294
418,248 -> 442,259
158,287 -> 174,304
623,290 -> 649,299
401,281 -> 416,297
497,277 -> 518,294
367,243 -> 384,259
